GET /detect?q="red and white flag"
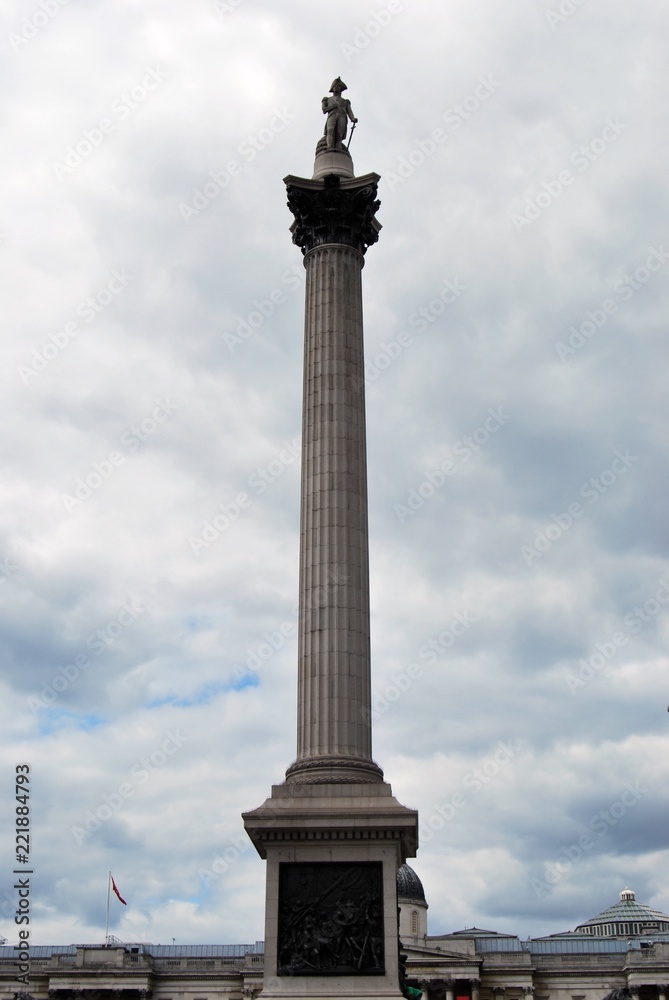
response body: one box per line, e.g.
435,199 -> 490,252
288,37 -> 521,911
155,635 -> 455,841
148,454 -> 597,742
111,874 -> 127,906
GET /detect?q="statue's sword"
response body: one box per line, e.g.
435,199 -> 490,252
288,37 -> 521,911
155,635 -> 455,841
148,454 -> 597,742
346,121 -> 357,150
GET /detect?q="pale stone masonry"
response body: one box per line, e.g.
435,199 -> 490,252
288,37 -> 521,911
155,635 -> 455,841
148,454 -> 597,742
290,240 -> 377,776
282,164 -> 385,785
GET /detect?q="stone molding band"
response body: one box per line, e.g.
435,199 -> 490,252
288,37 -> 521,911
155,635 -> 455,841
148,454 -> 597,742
285,755 -> 384,783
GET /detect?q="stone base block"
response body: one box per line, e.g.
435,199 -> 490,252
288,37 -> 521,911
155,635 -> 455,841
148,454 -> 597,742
243,781 -> 418,1000
313,146 -> 355,179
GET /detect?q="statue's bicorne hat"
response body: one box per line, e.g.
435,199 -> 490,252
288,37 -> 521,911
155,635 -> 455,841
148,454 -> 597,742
329,77 -> 347,92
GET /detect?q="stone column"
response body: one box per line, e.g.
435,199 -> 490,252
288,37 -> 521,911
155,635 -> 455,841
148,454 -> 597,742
243,124 -> 419,1000
283,170 -> 384,785
471,979 -> 481,1000
444,979 -> 456,1000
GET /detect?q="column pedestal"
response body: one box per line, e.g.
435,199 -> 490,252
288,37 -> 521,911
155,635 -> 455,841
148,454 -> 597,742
243,781 -> 418,1000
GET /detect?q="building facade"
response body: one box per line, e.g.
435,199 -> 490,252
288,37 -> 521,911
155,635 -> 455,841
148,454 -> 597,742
3,882 -> 668,1000
399,877 -> 669,1000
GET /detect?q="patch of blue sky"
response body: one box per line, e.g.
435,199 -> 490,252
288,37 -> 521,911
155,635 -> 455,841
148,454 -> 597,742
183,612 -> 235,632
38,709 -> 106,736
183,615 -> 211,631
146,674 -> 258,709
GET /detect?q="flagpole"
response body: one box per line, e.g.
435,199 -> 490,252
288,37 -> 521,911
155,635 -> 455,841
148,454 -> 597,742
105,871 -> 111,945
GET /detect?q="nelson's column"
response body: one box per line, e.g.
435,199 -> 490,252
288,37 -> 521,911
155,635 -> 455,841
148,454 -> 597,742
243,79 -> 419,1000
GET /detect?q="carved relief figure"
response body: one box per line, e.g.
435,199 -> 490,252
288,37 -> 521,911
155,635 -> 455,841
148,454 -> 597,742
277,863 -> 384,975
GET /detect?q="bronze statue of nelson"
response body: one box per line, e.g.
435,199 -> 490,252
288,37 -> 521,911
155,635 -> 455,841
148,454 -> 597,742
322,77 -> 358,149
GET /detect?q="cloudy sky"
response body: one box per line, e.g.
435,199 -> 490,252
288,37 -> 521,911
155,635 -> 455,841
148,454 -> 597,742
2,0 -> 668,949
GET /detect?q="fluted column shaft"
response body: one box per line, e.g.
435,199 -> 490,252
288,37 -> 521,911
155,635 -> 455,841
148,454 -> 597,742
297,242 -> 370,760
283,172 -> 383,784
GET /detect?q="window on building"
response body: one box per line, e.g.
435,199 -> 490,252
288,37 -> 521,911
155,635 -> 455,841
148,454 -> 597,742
411,910 -> 418,934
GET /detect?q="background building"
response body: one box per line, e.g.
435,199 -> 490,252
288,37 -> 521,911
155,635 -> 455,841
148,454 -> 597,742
4,881 -> 668,1000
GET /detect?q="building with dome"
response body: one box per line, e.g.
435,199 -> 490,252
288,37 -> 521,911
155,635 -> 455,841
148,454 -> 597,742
398,861 -> 429,941
573,889 -> 669,938
395,873 -> 669,1000
3,880 -> 669,1000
